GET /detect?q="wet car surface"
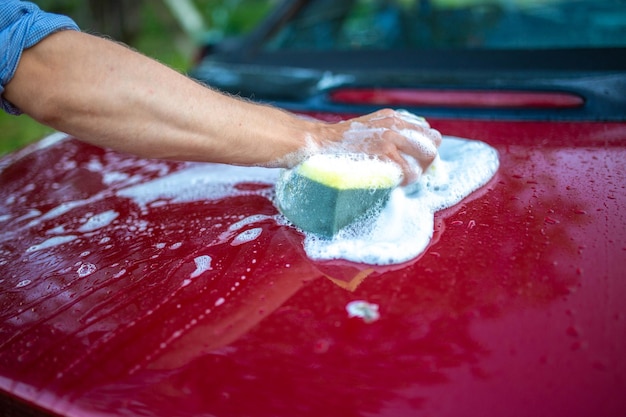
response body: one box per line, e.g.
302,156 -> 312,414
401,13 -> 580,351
2,0 -> 626,416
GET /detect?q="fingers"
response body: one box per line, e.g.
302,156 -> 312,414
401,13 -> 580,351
306,109 -> 442,184
387,146 -> 422,185
339,109 -> 442,184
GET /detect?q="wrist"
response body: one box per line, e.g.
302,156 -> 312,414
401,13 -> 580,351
258,113 -> 322,168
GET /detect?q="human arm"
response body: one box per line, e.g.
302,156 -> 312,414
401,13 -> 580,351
3,30 -> 440,183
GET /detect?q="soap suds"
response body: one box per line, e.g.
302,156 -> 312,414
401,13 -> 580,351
299,136 -> 499,265
231,227 -> 263,246
78,210 -> 119,233
228,215 -> 274,232
15,279 -> 32,288
77,262 -> 97,277
346,300 -> 380,323
117,164 -> 280,211
16,131 -> 497,266
26,235 -> 78,253
190,255 -> 213,279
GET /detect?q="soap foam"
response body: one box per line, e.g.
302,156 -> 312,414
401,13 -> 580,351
104,134 -> 497,266
77,262 -> 97,277
228,215 -> 275,232
231,227 -> 263,246
26,235 -> 78,253
190,255 -> 213,279
117,164 -> 280,211
397,108 -> 439,158
346,300 -> 380,323
78,210 -> 119,233
301,136 -> 499,265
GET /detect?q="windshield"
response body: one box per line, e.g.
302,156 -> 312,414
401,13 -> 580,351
265,0 -> 626,50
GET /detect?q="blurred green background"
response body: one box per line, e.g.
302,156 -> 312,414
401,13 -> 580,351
0,0 -> 276,156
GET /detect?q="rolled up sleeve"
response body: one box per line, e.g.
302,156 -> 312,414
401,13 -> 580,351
1,0 -> 79,114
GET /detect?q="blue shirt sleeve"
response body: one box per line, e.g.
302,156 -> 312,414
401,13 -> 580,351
1,0 -> 79,115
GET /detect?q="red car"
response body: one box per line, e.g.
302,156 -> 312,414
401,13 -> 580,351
2,0 -> 625,416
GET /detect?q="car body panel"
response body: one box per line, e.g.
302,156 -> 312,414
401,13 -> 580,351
1,118 -> 625,417
3,0 -> 626,415
190,58 -> 626,121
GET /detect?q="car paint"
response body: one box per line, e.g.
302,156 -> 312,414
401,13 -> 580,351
1,116 -> 625,416
3,0 -> 626,414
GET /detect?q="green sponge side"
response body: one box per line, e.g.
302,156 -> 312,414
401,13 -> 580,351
275,155 -> 401,238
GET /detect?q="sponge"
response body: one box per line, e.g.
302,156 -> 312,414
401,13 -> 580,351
275,154 -> 401,238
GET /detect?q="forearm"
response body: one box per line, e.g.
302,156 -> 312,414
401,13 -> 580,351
5,30 -> 442,181
4,30 -> 314,166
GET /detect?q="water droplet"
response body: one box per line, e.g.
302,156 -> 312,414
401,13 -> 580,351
16,279 -> 32,288
346,300 -> 380,323
544,216 -> 559,225
231,227 -> 262,246
314,339 -> 331,354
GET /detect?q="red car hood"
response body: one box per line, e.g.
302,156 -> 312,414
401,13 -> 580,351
1,119 -> 625,417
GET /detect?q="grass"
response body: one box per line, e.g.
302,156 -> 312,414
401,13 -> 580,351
0,112 -> 55,155
0,6 -> 186,157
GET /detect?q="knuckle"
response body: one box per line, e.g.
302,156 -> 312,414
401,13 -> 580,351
424,152 -> 437,163
380,142 -> 397,156
378,108 -> 396,117
430,129 -> 443,146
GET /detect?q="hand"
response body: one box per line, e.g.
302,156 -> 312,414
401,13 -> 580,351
312,109 -> 443,185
